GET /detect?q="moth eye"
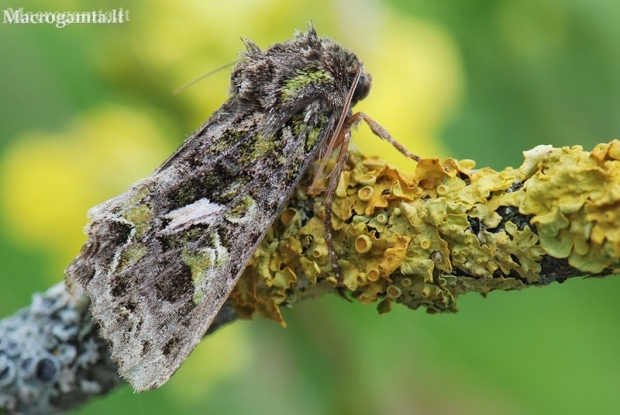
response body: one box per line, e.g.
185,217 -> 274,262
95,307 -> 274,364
351,72 -> 371,103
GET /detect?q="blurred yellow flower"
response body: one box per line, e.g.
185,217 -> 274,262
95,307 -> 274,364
0,106 -> 174,276
0,1 -> 463,404
352,13 -> 463,171
93,0 -> 462,164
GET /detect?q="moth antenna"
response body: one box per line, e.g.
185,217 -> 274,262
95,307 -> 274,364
310,67 -> 363,286
309,66 -> 363,193
317,68 -> 422,287
172,61 -> 237,95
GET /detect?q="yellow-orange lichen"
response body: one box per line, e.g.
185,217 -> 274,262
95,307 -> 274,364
230,142 -> 620,323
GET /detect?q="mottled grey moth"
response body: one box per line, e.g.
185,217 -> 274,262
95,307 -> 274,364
65,26 -> 418,391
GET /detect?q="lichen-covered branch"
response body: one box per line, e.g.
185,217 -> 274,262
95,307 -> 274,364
2,141 -> 619,413
0,284 -> 120,414
232,140 -> 620,322
0,283 -> 238,414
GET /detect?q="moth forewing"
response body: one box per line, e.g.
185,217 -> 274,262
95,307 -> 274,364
65,26 -> 374,391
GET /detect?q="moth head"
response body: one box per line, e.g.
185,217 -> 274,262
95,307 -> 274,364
231,26 -> 372,113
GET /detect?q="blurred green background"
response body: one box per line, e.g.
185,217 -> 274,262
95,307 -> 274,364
1,0 -> 619,414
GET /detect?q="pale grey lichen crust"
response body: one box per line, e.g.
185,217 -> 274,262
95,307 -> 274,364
0,283 -> 119,414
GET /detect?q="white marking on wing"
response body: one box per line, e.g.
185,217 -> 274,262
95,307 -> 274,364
164,198 -> 225,232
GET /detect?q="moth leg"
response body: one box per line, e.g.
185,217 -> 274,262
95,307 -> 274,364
324,127 -> 352,289
323,112 -> 419,290
348,112 -> 422,162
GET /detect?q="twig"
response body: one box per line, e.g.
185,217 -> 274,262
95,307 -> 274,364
2,141 -> 619,413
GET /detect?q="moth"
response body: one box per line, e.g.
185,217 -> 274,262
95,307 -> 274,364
65,26 -> 419,391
